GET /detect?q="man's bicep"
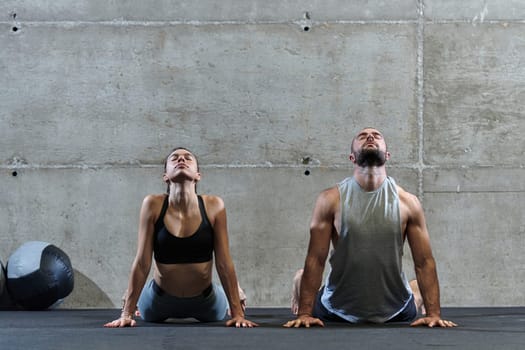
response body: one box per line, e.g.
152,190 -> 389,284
307,191 -> 336,261
406,197 -> 434,265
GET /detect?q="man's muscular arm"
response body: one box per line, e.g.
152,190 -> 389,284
401,189 -> 457,328
284,188 -> 338,328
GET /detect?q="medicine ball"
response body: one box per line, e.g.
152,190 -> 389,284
7,241 -> 74,310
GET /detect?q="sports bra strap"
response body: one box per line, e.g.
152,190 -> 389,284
197,195 -> 211,226
154,195 -> 170,233
155,195 -> 210,233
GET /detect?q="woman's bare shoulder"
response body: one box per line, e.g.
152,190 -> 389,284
140,194 -> 167,219
200,194 -> 225,212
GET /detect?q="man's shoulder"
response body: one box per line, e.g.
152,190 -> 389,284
395,184 -> 423,213
315,186 -> 340,213
394,183 -> 414,198
319,185 -> 340,198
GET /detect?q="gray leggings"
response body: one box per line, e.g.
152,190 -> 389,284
137,280 -> 229,322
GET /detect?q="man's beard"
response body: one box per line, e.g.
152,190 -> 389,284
355,148 -> 387,167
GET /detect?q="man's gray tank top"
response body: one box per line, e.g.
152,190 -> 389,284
320,176 -> 412,323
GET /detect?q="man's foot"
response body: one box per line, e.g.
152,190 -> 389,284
227,283 -> 247,316
122,290 -> 141,317
291,269 -> 303,315
238,284 -> 247,312
409,279 -> 426,315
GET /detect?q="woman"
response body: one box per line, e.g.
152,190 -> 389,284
105,147 -> 257,328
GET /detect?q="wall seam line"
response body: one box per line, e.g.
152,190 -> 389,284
416,0 -> 425,199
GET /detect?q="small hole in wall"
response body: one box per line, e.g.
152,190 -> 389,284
12,171 -> 18,177
12,26 -> 18,32
303,26 -> 310,32
304,169 -> 311,176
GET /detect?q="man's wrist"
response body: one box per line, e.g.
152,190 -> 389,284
120,311 -> 134,320
425,308 -> 441,318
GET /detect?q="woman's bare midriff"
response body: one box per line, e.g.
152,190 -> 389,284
153,260 -> 213,297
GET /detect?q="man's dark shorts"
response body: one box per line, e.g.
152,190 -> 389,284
312,287 -> 417,323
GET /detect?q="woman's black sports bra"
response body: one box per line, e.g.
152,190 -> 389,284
153,195 -> 214,264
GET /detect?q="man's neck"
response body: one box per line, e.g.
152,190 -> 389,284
353,166 -> 387,191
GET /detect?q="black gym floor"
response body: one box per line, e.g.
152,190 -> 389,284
1,307 -> 524,349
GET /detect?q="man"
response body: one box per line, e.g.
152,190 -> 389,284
284,127 -> 456,328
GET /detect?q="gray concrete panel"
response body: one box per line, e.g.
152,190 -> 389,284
423,168 -> 525,193
1,23 -> 418,167
0,167 -> 163,307
425,1 -> 525,21
424,23 -> 525,167
423,192 -> 525,306
422,168 -> 525,306
2,0 -> 524,310
1,1 -> 418,22
1,166 -> 418,307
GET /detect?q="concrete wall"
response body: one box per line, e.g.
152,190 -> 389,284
1,1 -> 523,308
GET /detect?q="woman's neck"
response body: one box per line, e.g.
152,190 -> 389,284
168,183 -> 198,211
